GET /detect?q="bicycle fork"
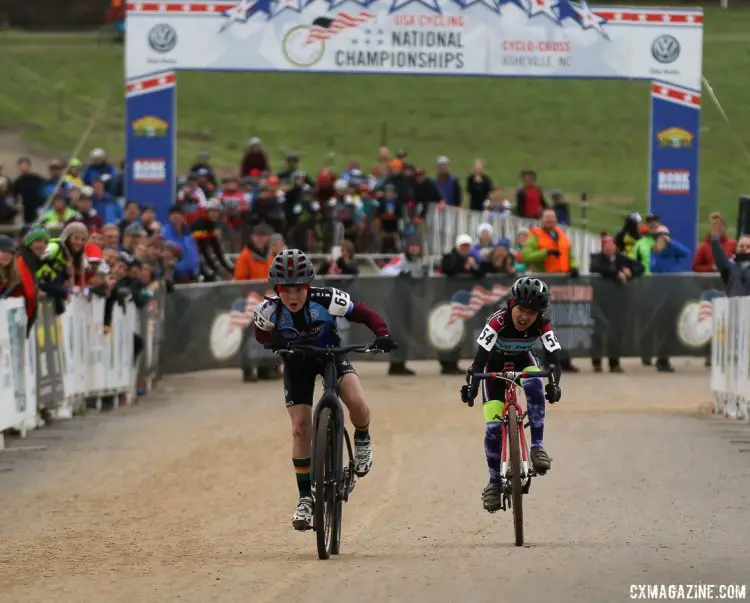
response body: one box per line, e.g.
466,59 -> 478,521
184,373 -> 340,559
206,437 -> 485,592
499,411 -> 534,510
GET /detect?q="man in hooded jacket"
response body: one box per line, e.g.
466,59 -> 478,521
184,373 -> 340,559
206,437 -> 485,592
614,212 -> 642,259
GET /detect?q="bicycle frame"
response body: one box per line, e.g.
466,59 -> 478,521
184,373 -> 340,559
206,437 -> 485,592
311,360 -> 351,499
500,365 -> 532,488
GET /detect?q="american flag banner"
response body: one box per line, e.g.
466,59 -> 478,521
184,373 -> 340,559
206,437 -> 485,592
698,299 -> 713,323
698,289 -> 724,324
305,11 -> 376,45
229,292 -> 266,330
448,284 -> 511,325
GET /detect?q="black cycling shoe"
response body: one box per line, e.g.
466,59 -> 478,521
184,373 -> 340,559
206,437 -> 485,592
482,482 -> 503,513
530,446 -> 551,474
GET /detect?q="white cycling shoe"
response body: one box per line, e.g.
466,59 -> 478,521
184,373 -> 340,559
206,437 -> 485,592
292,496 -> 314,531
353,437 -> 373,477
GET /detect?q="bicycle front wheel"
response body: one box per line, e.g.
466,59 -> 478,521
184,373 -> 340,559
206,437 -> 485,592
314,407 -> 336,560
508,404 -> 524,547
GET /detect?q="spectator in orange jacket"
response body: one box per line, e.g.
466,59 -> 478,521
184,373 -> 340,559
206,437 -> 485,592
0,234 -> 37,332
692,212 -> 737,272
233,224 -> 273,281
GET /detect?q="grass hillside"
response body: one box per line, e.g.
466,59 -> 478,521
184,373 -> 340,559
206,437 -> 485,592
0,5 -> 749,235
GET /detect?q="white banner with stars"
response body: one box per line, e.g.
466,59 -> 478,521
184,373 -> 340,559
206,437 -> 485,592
126,1 -> 702,89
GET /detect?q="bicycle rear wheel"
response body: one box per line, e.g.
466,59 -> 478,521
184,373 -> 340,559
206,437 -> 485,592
507,405 -> 524,547
314,407 -> 337,560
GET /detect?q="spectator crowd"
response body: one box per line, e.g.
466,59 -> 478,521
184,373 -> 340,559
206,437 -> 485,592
2,141 -> 748,383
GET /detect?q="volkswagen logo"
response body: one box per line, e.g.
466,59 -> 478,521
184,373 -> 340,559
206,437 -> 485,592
651,35 -> 680,64
148,24 -> 177,53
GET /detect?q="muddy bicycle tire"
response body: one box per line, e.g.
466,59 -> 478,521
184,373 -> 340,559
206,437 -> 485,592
314,407 -> 336,560
508,404 -> 524,547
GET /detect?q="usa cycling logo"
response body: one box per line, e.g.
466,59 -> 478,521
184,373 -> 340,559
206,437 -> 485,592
428,284 -> 511,352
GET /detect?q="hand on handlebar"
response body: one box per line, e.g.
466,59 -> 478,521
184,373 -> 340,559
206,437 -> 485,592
269,335 -> 290,352
545,383 -> 561,403
460,368 -> 479,407
371,334 -> 397,353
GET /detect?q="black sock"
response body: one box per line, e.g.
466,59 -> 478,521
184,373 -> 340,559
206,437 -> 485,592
354,426 -> 370,443
293,457 -> 311,498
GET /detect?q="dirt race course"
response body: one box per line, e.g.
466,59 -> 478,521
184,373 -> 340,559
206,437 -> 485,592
1,359 -> 749,603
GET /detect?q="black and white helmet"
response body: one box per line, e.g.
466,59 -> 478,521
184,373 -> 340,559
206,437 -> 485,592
510,276 -> 550,312
268,248 -> 315,286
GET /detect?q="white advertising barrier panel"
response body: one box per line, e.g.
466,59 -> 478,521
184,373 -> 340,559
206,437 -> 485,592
125,2 -> 702,88
0,299 -> 34,441
1,296 -> 146,441
711,296 -> 750,422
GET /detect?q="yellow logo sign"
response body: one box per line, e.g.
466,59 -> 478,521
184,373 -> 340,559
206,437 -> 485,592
657,127 -> 693,149
132,116 -> 169,137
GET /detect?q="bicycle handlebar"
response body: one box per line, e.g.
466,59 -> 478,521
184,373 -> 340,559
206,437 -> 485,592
265,343 -> 382,357
472,368 -> 556,385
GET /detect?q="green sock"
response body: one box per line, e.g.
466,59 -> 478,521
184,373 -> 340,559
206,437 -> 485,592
293,457 -> 311,497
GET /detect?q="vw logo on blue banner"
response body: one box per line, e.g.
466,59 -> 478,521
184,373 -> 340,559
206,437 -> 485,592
148,24 -> 177,53
651,35 -> 680,64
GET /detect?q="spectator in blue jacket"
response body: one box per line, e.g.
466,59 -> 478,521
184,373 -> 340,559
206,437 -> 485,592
650,226 -> 690,273
435,156 -> 461,207
83,148 -> 117,193
91,178 -> 122,225
162,204 -> 200,282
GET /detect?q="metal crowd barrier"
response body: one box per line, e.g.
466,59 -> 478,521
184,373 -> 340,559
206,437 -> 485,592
425,204 -> 601,275
711,296 -> 750,422
0,292 -> 165,448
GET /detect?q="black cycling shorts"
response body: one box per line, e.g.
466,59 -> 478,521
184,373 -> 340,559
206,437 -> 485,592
481,351 -> 541,403
283,354 -> 357,407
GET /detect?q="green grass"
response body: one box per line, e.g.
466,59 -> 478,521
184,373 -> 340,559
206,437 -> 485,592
1,5 -> 749,236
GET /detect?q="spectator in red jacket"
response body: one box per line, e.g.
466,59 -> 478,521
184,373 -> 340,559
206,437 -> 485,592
692,212 -> 736,272
240,136 -> 269,176
0,234 -> 37,330
516,169 -> 548,219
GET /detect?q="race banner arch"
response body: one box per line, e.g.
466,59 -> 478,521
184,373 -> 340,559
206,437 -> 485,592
124,0 -> 703,266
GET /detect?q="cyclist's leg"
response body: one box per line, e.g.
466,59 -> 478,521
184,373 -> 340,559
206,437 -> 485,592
520,352 -> 545,449
521,352 -> 551,472
284,357 -> 316,528
481,363 -> 507,511
481,360 -> 508,485
336,356 -> 373,476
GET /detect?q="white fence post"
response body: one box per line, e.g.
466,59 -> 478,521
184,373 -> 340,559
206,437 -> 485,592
710,295 -> 750,422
